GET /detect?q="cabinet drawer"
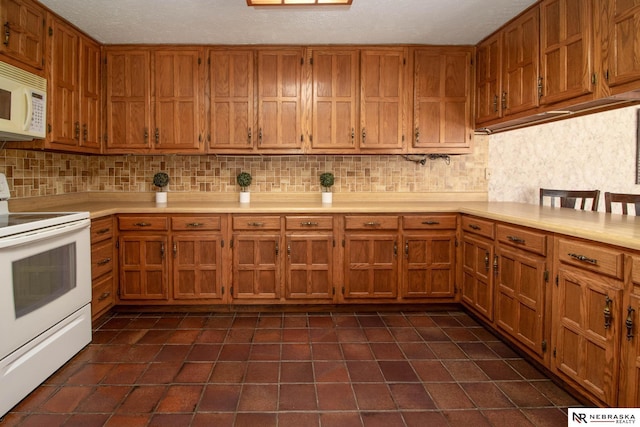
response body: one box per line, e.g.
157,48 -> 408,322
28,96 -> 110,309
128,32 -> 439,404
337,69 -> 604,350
172,216 -> 221,231
461,216 -> 495,239
118,216 -> 169,231
92,274 -> 115,318
403,215 -> 457,230
286,216 -> 333,230
557,238 -> 624,279
496,224 -> 547,256
345,216 -> 399,230
233,216 -> 281,230
91,216 -> 113,243
91,240 -> 114,280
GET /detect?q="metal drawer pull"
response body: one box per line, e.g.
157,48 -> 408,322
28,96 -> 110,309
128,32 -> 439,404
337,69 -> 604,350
604,296 -> 612,329
97,257 -> 111,266
484,251 -> 490,271
421,221 -> 440,225
134,222 -> 151,227
469,224 -> 481,230
568,253 -> 597,264
364,222 -> 380,226
187,222 -> 204,227
98,292 -> 111,301
96,228 -> 110,235
300,221 -> 319,226
507,235 -> 526,244
248,222 -> 265,227
627,306 -> 635,341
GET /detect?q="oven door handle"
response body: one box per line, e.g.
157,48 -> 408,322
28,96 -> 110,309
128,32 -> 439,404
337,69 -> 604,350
0,219 -> 90,249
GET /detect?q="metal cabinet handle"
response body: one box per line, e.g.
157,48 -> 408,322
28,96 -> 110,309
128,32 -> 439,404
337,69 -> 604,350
363,222 -> 380,227
568,253 -> 598,265
144,128 -> 149,143
3,22 -> 9,46
275,242 -> 279,256
98,292 -> 111,301
97,257 -> 111,266
160,242 -> 165,258
258,128 -> 263,144
501,91 -> 507,110
300,221 -> 319,226
537,76 -> 544,99
96,228 -> 110,235
393,242 -> 397,257
173,243 -> 178,257
604,296 -> 612,329
361,128 -> 366,144
248,127 -> 252,145
187,222 -> 204,227
421,221 -> 440,225
134,222 -> 151,227
415,127 -> 420,143
469,224 -> 481,230
404,242 -> 409,258
493,94 -> 498,112
351,128 -> 355,144
248,222 -> 264,227
287,243 -> 291,257
627,306 -> 635,341
493,255 -> 499,275
155,128 -> 160,144
75,122 -> 80,140
484,251 -> 490,271
507,235 -> 526,244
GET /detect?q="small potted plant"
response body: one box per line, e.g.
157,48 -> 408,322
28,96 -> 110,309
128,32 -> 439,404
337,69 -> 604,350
237,171 -> 252,204
153,172 -> 169,205
319,172 -> 335,204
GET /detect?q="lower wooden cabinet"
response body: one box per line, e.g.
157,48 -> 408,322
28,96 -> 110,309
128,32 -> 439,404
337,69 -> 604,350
460,216 -> 496,321
343,216 -> 399,300
119,234 -> 169,300
619,254 -> 640,407
90,216 -> 116,320
552,237 -> 625,406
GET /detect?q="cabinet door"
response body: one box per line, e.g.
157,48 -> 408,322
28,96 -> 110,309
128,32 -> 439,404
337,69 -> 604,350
553,265 -> 622,405
495,244 -> 547,358
310,49 -> 358,152
78,36 -> 101,150
540,0 -> 593,104
502,7 -> 540,115
172,233 -> 223,300
285,234 -> 333,300
461,233 -> 495,321
360,49 -> 405,152
0,0 -> 44,70
344,233 -> 398,299
105,49 -> 152,152
476,33 -> 503,123
232,233 -> 281,299
209,49 -> 254,151
402,232 -> 456,298
119,235 -> 168,300
257,49 -> 303,150
154,49 -> 203,152
412,47 -> 472,154
48,17 -> 79,147
621,292 -> 640,407
607,0 -> 640,86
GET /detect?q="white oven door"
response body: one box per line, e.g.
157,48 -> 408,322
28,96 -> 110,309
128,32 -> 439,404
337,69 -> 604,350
0,219 -> 91,360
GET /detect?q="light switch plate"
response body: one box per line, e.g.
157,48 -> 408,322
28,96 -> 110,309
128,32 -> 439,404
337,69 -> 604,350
0,173 -> 10,200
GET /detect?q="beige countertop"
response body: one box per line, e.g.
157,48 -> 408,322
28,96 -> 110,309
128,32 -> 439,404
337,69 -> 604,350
8,192 -> 640,251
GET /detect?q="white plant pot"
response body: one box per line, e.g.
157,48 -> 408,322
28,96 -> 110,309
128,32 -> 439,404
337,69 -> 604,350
155,191 -> 167,205
322,192 -> 332,204
239,191 -> 250,204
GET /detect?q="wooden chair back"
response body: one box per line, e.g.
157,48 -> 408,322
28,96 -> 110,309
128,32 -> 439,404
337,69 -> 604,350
539,188 -> 600,211
604,192 -> 640,215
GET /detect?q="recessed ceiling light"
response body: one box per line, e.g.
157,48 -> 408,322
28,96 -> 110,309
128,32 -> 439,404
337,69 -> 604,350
247,0 -> 352,6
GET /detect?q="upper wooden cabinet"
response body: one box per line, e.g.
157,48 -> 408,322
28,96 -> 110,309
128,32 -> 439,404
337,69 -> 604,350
502,7 -> 540,116
208,49 -> 255,152
308,48 -> 359,153
360,48 -> 406,152
0,0 -> 45,70
104,47 -> 205,154
605,0 -> 640,88
411,47 -> 473,154
539,0 -> 593,105
475,33 -> 502,123
47,16 -> 101,152
256,48 -> 304,152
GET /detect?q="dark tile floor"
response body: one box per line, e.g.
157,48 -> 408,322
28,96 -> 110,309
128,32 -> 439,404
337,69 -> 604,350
1,310 -> 580,426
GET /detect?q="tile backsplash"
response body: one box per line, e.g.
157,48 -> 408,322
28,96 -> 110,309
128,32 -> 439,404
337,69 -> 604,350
0,137 -> 488,199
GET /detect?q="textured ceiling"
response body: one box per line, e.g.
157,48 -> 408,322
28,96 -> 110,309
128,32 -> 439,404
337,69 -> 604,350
38,0 -> 537,45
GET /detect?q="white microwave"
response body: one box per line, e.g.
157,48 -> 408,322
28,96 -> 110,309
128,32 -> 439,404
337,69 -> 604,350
0,61 -> 46,141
